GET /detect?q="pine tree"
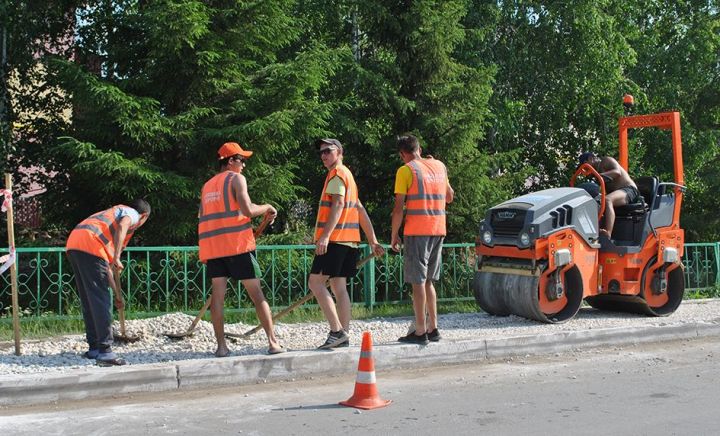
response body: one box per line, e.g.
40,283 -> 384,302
34,0 -> 346,244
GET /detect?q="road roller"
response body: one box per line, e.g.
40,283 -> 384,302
473,99 -> 687,323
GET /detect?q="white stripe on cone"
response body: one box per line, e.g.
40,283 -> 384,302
356,371 -> 376,384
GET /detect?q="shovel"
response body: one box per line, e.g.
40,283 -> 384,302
164,212 -> 274,340
224,250 -> 380,340
111,266 -> 141,343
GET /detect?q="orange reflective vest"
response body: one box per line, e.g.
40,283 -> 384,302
314,164 -> 361,243
403,158 -> 447,236
198,171 -> 256,262
65,205 -> 139,262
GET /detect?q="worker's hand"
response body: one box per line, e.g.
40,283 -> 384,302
315,235 -> 329,255
370,242 -> 385,257
265,205 -> 277,225
113,258 -> 124,271
114,296 -> 125,311
391,234 -> 402,253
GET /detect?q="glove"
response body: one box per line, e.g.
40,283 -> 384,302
601,174 -> 613,184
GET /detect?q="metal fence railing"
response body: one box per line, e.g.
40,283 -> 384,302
1,242 -> 717,319
683,242 -> 720,293
0,244 -> 476,317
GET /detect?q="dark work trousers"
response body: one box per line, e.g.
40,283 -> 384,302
67,249 -> 114,352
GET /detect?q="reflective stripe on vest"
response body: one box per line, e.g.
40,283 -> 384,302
65,205 -> 137,262
198,171 -> 256,262
314,164 -> 361,243
404,159 -> 447,236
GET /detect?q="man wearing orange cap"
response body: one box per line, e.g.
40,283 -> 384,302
198,142 -> 284,357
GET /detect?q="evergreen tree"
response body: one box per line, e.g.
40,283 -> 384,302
623,0 -> 720,241
4,0 -> 718,245
299,0 -> 505,241
34,0 -> 346,244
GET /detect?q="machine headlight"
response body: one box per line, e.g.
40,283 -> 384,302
482,231 -> 492,244
520,232 -> 530,246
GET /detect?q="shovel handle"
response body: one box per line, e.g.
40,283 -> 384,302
188,296 -> 213,333
254,212 -> 273,239
110,266 -> 128,336
239,292 -> 315,337
238,252 -> 378,338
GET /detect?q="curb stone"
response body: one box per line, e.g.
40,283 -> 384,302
1,320 -> 719,407
0,364 -> 177,407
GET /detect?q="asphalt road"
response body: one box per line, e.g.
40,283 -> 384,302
1,336 -> 718,435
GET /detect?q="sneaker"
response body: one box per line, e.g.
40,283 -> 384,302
398,331 -> 429,345
427,328 -> 441,342
83,349 -> 100,359
317,330 -> 349,350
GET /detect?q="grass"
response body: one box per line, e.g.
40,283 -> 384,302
0,317 -> 87,342
684,285 -> 720,299
0,301 -> 480,342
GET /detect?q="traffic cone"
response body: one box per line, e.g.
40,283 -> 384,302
339,331 -> 392,410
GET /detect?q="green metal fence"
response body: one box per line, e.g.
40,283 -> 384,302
1,242 -> 717,319
0,243 -> 477,317
683,243 -> 720,292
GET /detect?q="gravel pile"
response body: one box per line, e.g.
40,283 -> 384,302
1,299 -> 718,375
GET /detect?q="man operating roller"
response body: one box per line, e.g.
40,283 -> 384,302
578,152 -> 641,238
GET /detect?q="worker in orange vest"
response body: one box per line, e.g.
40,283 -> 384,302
309,138 -> 384,349
65,199 -> 151,365
391,134 -> 454,345
198,142 -> 285,357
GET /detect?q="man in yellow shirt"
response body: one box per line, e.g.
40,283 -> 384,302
391,135 -> 454,344
309,138 -> 384,349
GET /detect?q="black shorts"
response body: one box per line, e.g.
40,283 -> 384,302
206,251 -> 261,280
310,243 -> 359,278
619,185 -> 641,204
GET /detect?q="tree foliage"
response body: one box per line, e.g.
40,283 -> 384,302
2,0 -> 719,244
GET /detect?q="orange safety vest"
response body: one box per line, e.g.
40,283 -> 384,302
65,205 -> 139,262
198,171 -> 256,262
403,158 -> 447,236
314,164 -> 361,243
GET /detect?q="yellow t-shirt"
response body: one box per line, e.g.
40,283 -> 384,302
394,166 -> 413,194
395,161 -> 451,195
326,176 -> 345,196
318,176 -> 358,248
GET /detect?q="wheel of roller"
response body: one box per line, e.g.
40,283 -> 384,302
640,256 -> 685,316
474,266 -> 584,323
586,256 -> 685,316
535,265 -> 585,323
473,271 -> 512,316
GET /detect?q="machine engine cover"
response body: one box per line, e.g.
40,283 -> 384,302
480,187 -> 599,248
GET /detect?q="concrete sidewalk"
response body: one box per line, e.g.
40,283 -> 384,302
2,318 -> 719,407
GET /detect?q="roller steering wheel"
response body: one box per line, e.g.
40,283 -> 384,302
570,163 -> 606,220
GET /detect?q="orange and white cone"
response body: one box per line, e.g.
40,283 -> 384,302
339,331 -> 392,410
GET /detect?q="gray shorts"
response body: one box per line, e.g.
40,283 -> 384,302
403,236 -> 444,284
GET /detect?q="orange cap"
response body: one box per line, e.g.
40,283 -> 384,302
218,142 -> 253,160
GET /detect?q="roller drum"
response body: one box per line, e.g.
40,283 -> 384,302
474,270 -> 555,322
